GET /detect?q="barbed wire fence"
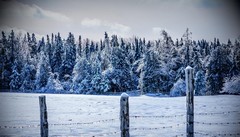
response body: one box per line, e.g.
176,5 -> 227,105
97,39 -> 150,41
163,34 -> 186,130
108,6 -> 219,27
1,110 -> 239,136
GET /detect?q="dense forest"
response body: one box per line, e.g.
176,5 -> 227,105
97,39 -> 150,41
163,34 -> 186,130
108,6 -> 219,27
0,29 -> 239,96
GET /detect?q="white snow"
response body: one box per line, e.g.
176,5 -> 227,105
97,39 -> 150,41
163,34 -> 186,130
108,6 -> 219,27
0,93 -> 239,136
121,92 -> 129,98
185,66 -> 193,70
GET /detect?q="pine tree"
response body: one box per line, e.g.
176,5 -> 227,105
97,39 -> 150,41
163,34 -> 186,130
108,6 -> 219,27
229,40 -> 240,78
72,57 -> 92,93
192,50 -> 202,73
90,53 -> 105,94
77,35 -> 82,57
194,69 -> 206,95
182,28 -> 193,67
38,37 -> 45,53
85,38 -> 90,60
45,35 -> 53,71
20,60 -> 36,91
10,60 -> 22,90
9,30 -> 16,63
52,33 -> 63,73
104,47 -> 133,92
101,32 -> 111,71
59,32 -> 76,81
205,46 -> 232,95
134,38 -> 141,60
29,33 -> 38,58
35,52 -> 50,90
170,78 -> 186,97
0,31 -> 9,89
45,72 -> 63,93
139,50 -> 168,94
1,30 -> 18,89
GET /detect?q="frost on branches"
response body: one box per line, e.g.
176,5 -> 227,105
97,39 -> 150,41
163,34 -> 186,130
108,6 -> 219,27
0,29 -> 239,96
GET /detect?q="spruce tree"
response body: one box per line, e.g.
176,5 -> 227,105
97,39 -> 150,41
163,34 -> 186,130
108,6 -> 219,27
60,33 -> 76,81
35,52 -> 50,90
52,33 -> 63,73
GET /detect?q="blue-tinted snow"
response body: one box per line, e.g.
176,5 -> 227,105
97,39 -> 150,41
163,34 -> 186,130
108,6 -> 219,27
0,93 -> 239,136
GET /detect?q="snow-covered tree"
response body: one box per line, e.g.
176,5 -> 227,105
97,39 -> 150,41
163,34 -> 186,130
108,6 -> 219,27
10,60 -> 22,90
170,78 -> 186,97
28,33 -> 38,58
90,53 -> 106,94
51,33 -> 64,73
0,31 -> 9,89
0,29 -> 239,96
45,35 -> 53,71
20,61 -> 36,91
194,69 -> 206,95
85,38 -> 90,60
134,37 -> 141,60
45,72 -> 63,93
104,47 -> 133,92
59,32 -> 76,81
72,57 -> 92,93
181,28 -> 193,67
77,35 -> 82,57
100,32 -> 111,71
221,75 -> 240,95
35,52 -> 51,90
139,50 -> 168,94
38,37 -> 45,53
205,45 -> 232,95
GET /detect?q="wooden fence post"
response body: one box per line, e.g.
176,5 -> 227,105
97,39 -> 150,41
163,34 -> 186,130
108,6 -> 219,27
120,93 -> 130,137
39,95 -> 48,137
185,66 -> 194,137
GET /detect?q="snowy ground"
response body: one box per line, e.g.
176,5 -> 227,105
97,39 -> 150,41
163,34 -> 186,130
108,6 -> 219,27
0,93 -> 239,137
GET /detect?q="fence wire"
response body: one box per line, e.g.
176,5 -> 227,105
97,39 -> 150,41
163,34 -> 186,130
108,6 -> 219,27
194,131 -> 240,136
1,110 -> 239,136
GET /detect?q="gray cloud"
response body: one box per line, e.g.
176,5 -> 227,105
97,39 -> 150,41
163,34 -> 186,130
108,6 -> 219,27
0,0 -> 239,42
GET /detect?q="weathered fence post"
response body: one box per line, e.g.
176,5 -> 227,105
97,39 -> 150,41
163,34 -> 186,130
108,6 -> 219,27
39,95 -> 48,137
120,93 -> 130,137
185,66 -> 194,137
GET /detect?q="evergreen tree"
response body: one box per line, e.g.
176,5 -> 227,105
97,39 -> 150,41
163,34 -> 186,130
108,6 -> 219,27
170,78 -> 186,97
1,30 -> 18,89
9,30 -> 16,63
59,32 -> 76,81
85,38 -> 90,60
229,40 -> 240,77
101,32 -> 111,71
77,35 -> 82,57
45,72 -> 63,93
20,60 -> 36,91
38,37 -> 45,53
35,52 -> 50,90
139,50 -> 168,94
111,35 -> 119,47
10,60 -> 22,90
29,33 -> 38,58
104,47 -> 133,92
0,31 -> 9,89
45,35 -> 53,71
192,50 -> 202,73
194,69 -> 206,95
72,57 -> 92,93
51,33 -> 63,73
205,46 -> 232,95
90,53 -> 106,94
182,28 -> 193,67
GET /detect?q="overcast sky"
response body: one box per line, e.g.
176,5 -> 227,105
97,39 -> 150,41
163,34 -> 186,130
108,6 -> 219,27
0,0 -> 239,42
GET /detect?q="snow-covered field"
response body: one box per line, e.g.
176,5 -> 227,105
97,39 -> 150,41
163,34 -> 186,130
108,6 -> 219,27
0,93 -> 239,137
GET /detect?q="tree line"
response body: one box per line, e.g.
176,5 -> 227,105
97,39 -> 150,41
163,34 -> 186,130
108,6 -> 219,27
0,29 -> 239,95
